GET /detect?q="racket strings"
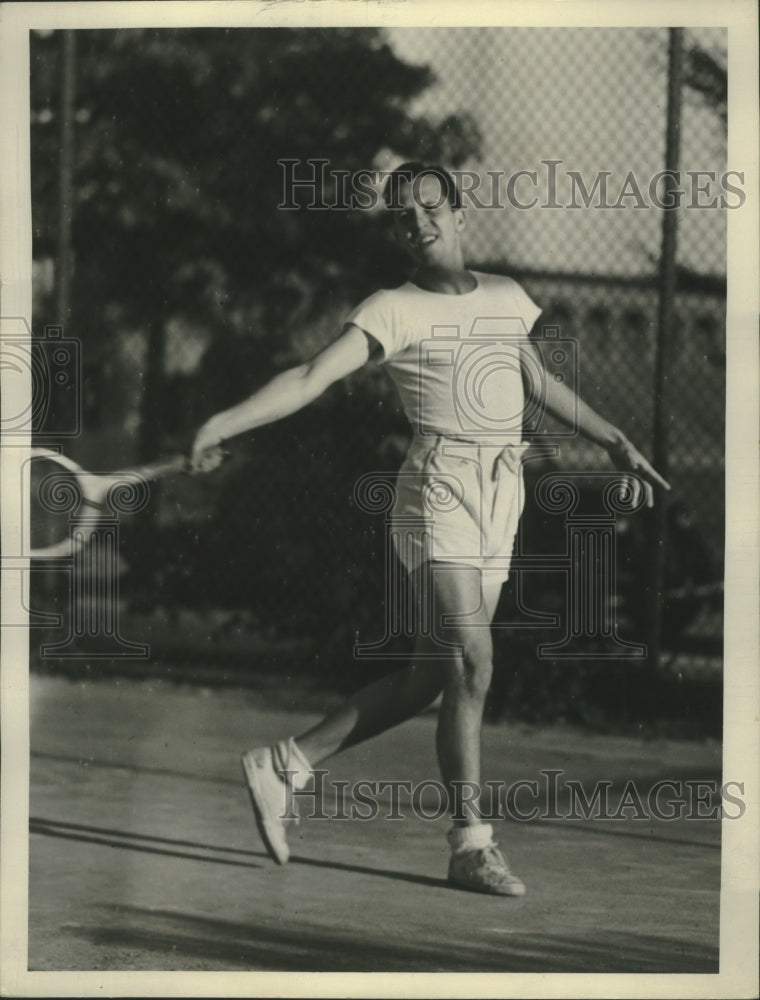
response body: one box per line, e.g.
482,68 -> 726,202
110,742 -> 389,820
27,449 -> 191,558
29,456 -> 148,557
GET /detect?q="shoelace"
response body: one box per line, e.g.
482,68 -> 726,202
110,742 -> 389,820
478,843 -> 513,873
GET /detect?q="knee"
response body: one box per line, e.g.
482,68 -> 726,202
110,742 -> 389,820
448,634 -> 493,701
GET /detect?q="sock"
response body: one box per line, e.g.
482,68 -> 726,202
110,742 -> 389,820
447,823 -> 494,856
274,737 -> 313,791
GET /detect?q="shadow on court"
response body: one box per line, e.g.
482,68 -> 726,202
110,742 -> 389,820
27,672 -> 721,973
29,817 -> 447,889
68,905 -> 716,974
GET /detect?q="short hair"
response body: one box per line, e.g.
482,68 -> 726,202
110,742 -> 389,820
382,161 -> 462,211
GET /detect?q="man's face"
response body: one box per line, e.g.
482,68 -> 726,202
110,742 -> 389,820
391,174 -> 466,267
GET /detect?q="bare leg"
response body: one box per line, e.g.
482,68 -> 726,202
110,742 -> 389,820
297,562 -> 502,830
431,566 -> 502,827
245,560 -> 517,888
296,656 -> 444,764
296,566 -> 447,764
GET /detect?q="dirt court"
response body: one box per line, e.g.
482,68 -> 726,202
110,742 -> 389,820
26,670 -> 722,975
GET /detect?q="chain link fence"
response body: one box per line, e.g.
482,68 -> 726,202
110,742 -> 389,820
388,26 -> 726,509
29,25 -> 726,729
384,26 -> 726,681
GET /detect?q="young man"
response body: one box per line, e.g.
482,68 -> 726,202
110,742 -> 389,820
192,162 -> 669,896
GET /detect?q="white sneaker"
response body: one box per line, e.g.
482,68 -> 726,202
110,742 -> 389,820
241,744 -> 300,864
448,842 -> 526,897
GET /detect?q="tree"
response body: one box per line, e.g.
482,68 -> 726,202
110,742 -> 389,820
683,42 -> 727,122
31,28 -> 482,457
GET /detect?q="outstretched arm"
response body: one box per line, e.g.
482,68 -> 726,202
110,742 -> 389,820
520,337 -> 670,507
192,324 -> 371,469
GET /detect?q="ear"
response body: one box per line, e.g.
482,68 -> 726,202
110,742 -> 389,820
391,219 -> 410,253
388,212 -> 405,245
390,215 -> 417,259
454,207 -> 466,232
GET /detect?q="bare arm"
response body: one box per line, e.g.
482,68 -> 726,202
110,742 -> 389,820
520,337 -> 670,506
192,324 -> 371,468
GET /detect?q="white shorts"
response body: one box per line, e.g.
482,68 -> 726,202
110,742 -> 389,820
391,434 -> 528,585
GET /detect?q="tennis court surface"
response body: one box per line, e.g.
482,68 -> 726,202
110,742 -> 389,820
28,671 -> 721,973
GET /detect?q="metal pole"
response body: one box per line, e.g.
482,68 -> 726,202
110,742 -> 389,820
648,28 -> 684,669
56,30 -> 76,327
41,29 -> 77,652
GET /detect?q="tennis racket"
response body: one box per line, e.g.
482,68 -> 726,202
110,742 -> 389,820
28,447 -> 218,558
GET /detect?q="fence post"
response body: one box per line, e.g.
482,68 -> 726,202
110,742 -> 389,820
39,29 -> 78,631
648,27 -> 684,669
57,29 -> 76,329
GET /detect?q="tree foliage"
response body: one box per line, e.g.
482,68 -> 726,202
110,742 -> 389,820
31,28 -> 481,376
683,43 -> 727,122
30,27 -> 483,644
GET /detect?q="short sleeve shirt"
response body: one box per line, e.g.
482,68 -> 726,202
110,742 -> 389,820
345,271 -> 541,444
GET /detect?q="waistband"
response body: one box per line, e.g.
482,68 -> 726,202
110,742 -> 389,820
410,432 -> 529,453
409,433 -> 530,478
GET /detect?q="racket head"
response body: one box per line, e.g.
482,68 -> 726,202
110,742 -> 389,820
27,447 -> 205,557
28,448 -> 103,558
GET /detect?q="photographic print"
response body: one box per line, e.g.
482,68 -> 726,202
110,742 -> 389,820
1,1 -> 757,997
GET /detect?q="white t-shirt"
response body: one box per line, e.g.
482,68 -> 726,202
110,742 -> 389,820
345,270 -> 541,445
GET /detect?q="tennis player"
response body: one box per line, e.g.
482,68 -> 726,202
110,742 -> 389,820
192,162 -> 669,896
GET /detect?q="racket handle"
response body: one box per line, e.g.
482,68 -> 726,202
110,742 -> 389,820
123,449 -> 230,482
125,453 -> 191,482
